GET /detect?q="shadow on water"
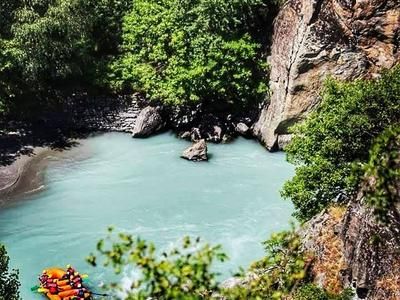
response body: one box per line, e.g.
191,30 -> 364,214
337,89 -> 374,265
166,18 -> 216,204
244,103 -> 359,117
0,122 -> 92,167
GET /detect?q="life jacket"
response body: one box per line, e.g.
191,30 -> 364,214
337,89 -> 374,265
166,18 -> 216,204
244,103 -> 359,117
49,286 -> 58,295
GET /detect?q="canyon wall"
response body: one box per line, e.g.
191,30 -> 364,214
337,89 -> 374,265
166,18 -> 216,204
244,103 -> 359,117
253,0 -> 400,150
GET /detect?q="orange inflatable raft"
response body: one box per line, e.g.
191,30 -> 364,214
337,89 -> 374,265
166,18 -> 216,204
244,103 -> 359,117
36,267 -> 91,300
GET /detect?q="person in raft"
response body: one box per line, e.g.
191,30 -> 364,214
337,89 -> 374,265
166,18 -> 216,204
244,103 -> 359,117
39,265 -> 85,296
63,265 -> 83,288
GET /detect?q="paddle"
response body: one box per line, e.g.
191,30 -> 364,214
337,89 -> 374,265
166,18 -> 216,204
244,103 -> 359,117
91,292 -> 110,296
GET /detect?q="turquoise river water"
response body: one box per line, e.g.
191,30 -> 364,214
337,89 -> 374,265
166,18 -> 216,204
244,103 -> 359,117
0,132 -> 294,299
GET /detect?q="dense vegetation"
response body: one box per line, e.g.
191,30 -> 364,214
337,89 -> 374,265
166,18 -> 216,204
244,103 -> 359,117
106,0 -> 276,109
0,244 -> 19,300
0,0 -> 278,119
282,66 -> 400,220
0,0 -> 130,117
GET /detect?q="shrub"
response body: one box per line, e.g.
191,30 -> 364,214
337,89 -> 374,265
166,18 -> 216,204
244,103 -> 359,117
87,227 -> 227,299
282,66 -> 400,220
220,226 -> 311,299
294,284 -> 353,300
363,125 -> 400,222
89,226 -> 352,299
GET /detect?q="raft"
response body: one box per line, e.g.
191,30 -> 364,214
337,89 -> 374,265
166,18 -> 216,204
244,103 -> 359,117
35,267 -> 91,300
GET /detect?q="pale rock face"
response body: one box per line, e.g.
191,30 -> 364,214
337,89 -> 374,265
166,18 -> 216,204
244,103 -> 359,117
253,0 -> 400,150
181,139 -> 208,161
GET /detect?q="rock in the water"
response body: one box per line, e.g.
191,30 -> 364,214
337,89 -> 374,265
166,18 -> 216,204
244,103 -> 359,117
132,106 -> 163,137
235,122 -> 249,136
178,131 -> 191,140
253,0 -> 400,150
181,139 -> 208,161
222,134 -> 233,144
190,127 -> 202,142
207,125 -> 222,143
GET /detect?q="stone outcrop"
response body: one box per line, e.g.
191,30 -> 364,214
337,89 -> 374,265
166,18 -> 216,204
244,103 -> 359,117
235,122 -> 250,136
181,139 -> 208,161
253,0 -> 400,150
340,195 -> 400,299
132,106 -> 164,138
301,207 -> 348,294
168,101 -> 259,143
302,193 -> 400,299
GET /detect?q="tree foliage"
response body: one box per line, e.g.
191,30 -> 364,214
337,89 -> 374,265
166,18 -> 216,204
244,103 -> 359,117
282,66 -> 400,220
87,227 -> 227,299
0,244 -> 20,300
0,0 -> 130,116
107,0 -> 275,108
362,125 -> 400,222
225,225 -> 310,299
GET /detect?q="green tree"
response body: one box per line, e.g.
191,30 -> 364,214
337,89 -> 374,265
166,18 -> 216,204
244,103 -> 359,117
282,66 -> 400,220
0,0 -> 130,117
107,0 -> 274,109
0,244 -> 20,300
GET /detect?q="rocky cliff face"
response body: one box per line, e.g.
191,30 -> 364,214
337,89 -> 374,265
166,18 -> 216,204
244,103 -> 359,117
341,195 -> 400,299
253,0 -> 400,150
302,174 -> 400,299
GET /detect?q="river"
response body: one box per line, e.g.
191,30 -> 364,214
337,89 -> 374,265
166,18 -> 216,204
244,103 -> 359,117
0,132 -> 294,299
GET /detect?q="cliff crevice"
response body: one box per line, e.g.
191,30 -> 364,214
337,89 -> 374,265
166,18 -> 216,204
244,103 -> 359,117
253,0 -> 400,150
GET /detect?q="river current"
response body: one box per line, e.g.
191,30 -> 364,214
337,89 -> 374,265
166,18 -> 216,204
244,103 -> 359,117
0,132 -> 294,298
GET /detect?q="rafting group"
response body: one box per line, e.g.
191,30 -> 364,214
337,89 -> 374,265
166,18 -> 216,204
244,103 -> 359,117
35,265 -> 92,300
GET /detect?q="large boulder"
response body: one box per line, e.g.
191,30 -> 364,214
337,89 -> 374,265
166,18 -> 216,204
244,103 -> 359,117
181,139 -> 208,161
253,0 -> 400,150
132,106 -> 164,137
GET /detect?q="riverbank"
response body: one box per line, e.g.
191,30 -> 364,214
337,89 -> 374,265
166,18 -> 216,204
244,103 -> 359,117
0,147 -> 56,202
0,132 -> 99,203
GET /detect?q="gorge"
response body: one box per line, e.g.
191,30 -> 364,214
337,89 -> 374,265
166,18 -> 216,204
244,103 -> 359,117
0,0 -> 399,299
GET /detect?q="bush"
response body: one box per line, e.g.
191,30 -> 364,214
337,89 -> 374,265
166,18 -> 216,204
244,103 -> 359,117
282,66 -> 400,220
87,227 -> 227,299
294,284 -> 353,300
223,225 -> 310,299
363,125 -> 400,222
0,244 -> 20,300
107,0 -> 274,108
